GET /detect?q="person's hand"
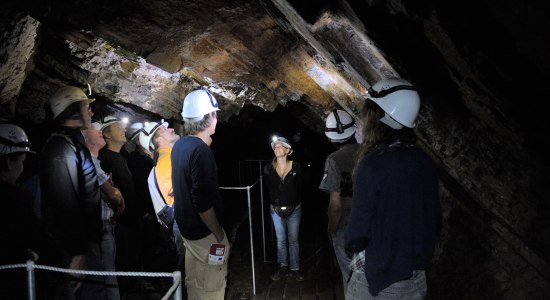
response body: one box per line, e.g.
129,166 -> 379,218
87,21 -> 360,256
107,173 -> 114,185
68,255 -> 86,293
108,187 -> 125,215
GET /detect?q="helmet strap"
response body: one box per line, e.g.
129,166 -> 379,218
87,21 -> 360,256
325,110 -> 355,133
0,136 -> 31,148
368,84 -> 417,98
380,114 -> 404,130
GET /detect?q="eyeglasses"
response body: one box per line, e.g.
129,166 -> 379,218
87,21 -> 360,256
366,85 -> 417,98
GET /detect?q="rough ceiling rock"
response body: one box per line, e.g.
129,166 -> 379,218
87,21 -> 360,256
2,0 -> 550,297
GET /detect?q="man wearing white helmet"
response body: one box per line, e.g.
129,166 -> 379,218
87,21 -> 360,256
98,115 -> 142,296
319,109 -> 360,295
172,89 -> 229,300
345,78 -> 441,300
40,86 -> 106,298
140,121 -> 185,275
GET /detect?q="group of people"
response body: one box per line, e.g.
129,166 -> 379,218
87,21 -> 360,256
0,76 -> 441,300
0,87 -> 230,300
263,78 -> 442,299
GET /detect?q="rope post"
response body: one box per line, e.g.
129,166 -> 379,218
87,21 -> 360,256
173,271 -> 183,300
259,161 -> 267,263
247,186 -> 256,295
25,260 -> 35,300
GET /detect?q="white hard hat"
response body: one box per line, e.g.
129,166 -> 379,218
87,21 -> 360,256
49,86 -> 95,119
99,115 -> 127,132
181,89 -> 220,121
271,136 -> 293,155
367,78 -> 420,129
0,123 -> 35,155
126,122 -> 144,141
138,121 -> 168,152
325,109 -> 356,143
90,122 -> 102,131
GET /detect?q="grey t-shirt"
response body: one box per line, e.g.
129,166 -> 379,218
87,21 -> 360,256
319,143 -> 360,229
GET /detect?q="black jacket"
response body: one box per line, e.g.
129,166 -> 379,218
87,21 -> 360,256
40,127 -> 102,259
263,160 -> 302,207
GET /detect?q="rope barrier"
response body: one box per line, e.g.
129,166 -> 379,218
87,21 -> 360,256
1,263 -> 174,277
1,262 -> 182,300
219,178 -> 260,190
218,176 -> 263,295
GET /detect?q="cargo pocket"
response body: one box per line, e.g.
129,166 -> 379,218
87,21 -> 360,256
195,260 -> 226,292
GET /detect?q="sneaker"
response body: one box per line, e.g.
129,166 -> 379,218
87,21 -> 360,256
271,265 -> 289,281
291,270 -> 304,282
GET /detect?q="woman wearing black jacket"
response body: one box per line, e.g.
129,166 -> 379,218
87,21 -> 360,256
263,136 -> 304,282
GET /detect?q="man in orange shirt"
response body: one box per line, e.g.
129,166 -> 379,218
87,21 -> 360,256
139,121 -> 184,272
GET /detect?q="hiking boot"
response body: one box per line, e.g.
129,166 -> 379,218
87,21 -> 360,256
271,265 -> 289,281
291,270 -> 304,282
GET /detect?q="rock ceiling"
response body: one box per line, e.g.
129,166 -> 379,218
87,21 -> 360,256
2,0 -> 550,297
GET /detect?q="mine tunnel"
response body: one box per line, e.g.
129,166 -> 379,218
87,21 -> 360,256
2,0 -> 550,299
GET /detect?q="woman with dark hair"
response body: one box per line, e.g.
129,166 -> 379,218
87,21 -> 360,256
264,136 -> 304,282
345,78 -> 441,299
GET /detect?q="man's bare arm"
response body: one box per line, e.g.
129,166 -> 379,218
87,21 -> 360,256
327,191 -> 342,234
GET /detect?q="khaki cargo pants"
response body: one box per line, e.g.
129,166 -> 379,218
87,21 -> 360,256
182,232 -> 230,300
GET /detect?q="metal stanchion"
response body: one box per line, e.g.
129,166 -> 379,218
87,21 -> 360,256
259,161 -> 267,263
174,271 -> 183,300
247,186 -> 257,295
26,260 -> 35,300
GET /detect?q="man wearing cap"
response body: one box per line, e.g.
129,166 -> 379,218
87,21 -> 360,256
140,121 -> 185,275
83,122 -> 125,300
172,89 -> 229,299
98,115 -> 143,295
40,85 -> 106,298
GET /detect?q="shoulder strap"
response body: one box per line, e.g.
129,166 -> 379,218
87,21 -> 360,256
153,168 -> 167,205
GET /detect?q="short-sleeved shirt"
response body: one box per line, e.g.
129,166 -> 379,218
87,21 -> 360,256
91,155 -> 114,221
172,136 -> 223,240
319,143 -> 360,229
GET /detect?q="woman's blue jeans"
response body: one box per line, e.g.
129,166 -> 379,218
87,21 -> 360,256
271,205 -> 302,270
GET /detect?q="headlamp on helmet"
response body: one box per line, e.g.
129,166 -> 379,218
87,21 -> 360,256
270,136 -> 293,155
